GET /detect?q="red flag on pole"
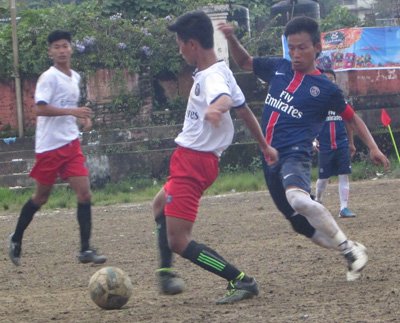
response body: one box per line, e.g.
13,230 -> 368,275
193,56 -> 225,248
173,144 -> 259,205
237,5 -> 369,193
381,108 -> 391,127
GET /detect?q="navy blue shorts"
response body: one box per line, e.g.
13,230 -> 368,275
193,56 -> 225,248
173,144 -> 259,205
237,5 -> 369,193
262,152 -> 312,219
318,147 -> 351,179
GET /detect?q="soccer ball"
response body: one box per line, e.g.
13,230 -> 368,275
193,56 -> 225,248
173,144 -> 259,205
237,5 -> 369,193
88,266 -> 133,310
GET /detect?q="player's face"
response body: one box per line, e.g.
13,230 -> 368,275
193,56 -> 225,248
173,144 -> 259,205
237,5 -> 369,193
176,36 -> 196,66
287,32 -> 321,74
48,39 -> 72,65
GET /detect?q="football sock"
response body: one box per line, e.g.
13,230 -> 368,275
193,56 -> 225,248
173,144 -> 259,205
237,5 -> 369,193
315,178 -> 328,203
338,175 -> 350,210
155,213 -> 173,269
12,199 -> 40,243
77,202 -> 92,252
182,240 -> 242,281
286,188 -> 342,239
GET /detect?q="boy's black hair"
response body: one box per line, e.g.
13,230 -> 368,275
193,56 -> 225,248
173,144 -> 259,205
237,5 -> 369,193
323,69 -> 336,80
284,16 -> 321,45
47,30 -> 72,45
168,10 -> 214,49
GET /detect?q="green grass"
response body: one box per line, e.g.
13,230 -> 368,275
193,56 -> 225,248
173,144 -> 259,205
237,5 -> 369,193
0,158 -> 398,213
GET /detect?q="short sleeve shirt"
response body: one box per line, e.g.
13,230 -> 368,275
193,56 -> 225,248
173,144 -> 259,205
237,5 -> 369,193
253,57 -> 347,156
317,111 -> 349,151
34,66 -> 81,153
175,61 -> 246,156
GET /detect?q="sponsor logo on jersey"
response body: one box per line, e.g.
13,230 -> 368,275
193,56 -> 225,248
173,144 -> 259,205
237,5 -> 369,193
186,110 -> 199,120
265,90 -> 303,119
326,110 -> 343,121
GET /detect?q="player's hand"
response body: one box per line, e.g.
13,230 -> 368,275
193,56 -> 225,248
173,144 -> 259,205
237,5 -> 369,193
80,117 -> 92,132
349,143 -> 356,158
205,106 -> 223,127
74,106 -> 93,119
262,144 -> 279,165
218,22 -> 236,39
369,148 -> 390,171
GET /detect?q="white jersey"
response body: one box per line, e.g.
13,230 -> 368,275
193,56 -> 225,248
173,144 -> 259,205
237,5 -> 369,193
34,66 -> 81,153
175,61 -> 245,157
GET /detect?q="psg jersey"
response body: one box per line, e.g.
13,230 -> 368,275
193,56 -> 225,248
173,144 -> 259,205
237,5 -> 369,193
317,111 -> 349,151
253,58 -> 347,156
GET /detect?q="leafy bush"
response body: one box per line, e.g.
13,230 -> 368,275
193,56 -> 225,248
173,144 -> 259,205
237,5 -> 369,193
0,2 -> 184,79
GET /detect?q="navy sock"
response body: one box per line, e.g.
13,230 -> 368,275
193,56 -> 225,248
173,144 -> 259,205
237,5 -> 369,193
155,214 -> 173,269
13,199 -> 40,243
77,202 -> 91,252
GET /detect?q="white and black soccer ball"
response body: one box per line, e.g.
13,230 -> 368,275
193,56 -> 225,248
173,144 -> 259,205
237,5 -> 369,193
88,266 -> 133,310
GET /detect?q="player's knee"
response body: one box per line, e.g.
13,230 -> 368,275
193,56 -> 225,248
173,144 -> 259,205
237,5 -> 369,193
167,237 -> 186,255
32,195 -> 49,206
77,191 -> 91,203
286,189 -> 313,215
152,191 -> 165,217
288,214 -> 316,238
167,231 -> 190,255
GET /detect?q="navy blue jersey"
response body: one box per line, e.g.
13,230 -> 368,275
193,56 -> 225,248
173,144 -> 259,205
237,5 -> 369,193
317,111 -> 349,151
253,58 -> 348,156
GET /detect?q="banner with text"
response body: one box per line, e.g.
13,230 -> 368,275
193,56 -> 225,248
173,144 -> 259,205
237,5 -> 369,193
282,26 -> 400,71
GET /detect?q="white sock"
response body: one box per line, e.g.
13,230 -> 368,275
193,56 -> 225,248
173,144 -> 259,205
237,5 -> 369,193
311,230 -> 339,249
338,175 -> 350,210
316,178 -> 329,203
286,188 -> 350,251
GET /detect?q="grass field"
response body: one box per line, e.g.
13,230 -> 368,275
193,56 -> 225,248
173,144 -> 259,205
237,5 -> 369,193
0,157 -> 398,213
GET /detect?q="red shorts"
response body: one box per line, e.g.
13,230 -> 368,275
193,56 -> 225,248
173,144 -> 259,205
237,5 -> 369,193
164,146 -> 219,222
30,139 -> 89,185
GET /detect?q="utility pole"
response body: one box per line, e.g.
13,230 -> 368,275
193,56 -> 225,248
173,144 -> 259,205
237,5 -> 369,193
10,0 -> 24,137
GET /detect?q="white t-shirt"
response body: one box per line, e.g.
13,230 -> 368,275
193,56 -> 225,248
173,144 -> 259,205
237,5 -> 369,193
34,66 -> 81,153
175,61 -> 245,157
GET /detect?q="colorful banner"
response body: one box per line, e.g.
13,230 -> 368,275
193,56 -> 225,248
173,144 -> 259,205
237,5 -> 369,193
282,26 -> 400,71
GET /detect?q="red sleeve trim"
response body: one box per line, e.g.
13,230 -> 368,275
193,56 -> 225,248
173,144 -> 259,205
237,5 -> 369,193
340,104 -> 355,121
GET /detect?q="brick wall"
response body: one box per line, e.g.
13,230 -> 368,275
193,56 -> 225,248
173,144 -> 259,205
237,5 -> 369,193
0,79 -> 36,133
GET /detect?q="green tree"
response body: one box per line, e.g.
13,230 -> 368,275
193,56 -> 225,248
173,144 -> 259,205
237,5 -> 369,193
318,0 -> 339,19
320,6 -> 360,32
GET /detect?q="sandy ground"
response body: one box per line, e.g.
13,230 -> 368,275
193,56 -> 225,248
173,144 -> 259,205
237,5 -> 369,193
0,178 -> 399,323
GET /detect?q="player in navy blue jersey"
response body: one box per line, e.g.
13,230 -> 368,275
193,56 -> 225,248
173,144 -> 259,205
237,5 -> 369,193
219,17 -> 390,281
314,69 -> 356,218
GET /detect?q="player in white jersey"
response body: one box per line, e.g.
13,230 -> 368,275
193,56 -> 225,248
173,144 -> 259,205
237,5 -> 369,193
8,30 -> 106,266
152,11 -> 278,304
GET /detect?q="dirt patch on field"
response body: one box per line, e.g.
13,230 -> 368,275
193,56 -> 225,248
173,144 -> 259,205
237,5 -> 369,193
0,179 -> 399,322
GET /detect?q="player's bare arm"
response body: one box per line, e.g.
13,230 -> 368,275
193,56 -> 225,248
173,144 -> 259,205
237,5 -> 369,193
205,95 -> 232,127
218,22 -> 253,71
344,122 -> 356,157
35,103 -> 93,119
235,105 -> 278,165
345,114 -> 390,169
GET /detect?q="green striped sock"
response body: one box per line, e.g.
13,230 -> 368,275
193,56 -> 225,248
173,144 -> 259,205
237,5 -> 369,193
182,240 -> 241,281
